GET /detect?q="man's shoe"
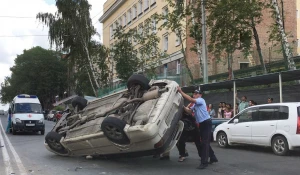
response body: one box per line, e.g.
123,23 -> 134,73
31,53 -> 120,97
197,164 -> 208,169
209,158 -> 218,164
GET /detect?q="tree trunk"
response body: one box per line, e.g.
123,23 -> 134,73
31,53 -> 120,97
272,0 -> 296,70
251,19 -> 267,74
190,1 -> 203,78
85,67 -> 97,97
179,34 -> 194,84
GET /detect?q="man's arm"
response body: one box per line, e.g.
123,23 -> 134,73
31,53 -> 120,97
184,106 -> 192,115
235,93 -> 241,103
177,87 -> 196,103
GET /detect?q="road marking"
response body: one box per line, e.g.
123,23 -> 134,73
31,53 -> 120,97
0,121 -> 13,175
0,120 -> 27,175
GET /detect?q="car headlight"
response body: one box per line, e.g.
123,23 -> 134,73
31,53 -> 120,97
38,119 -> 44,124
15,118 -> 22,123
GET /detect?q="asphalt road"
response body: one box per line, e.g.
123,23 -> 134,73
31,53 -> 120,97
1,114 -> 300,175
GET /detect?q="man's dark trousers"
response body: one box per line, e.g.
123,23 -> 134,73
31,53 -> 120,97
199,119 -> 217,165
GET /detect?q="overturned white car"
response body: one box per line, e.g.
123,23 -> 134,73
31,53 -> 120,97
45,74 -> 184,157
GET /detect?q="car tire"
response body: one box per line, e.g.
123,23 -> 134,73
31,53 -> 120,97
12,124 -> 16,135
101,117 -> 130,145
271,136 -> 289,156
45,131 -> 68,154
71,96 -> 88,111
127,74 -> 150,90
41,130 -> 45,135
217,132 -> 228,148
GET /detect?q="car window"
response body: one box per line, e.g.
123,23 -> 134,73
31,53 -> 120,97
257,106 -> 288,121
233,108 -> 258,123
14,103 -> 42,113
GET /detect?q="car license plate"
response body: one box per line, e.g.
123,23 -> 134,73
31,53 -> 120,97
26,123 -> 35,126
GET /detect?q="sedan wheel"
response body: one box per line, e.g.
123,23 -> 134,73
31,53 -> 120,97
272,136 -> 289,156
217,132 -> 228,148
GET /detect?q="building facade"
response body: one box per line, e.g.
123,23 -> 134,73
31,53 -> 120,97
100,0 -> 300,85
99,0 -> 185,83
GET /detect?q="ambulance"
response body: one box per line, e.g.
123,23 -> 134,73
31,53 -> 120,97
9,94 -> 45,135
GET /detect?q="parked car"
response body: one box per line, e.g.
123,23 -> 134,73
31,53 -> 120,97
47,110 -> 57,121
53,111 -> 63,122
213,103 -> 300,156
44,75 -> 184,157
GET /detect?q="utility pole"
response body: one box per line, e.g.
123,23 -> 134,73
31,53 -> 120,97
201,0 -> 208,84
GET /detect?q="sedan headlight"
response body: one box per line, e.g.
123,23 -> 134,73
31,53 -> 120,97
15,118 -> 22,123
38,119 -> 44,124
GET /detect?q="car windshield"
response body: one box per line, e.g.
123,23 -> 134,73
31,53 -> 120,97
14,103 -> 42,114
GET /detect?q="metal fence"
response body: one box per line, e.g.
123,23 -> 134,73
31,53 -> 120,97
98,57 -> 300,98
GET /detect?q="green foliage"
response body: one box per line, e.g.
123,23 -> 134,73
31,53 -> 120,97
112,26 -> 139,81
156,0 -> 194,83
54,105 -> 64,111
36,0 -> 109,93
0,47 -> 68,109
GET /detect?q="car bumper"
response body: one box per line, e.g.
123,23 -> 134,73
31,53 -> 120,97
14,122 -> 45,131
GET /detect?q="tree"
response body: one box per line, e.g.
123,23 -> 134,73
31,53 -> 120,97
112,26 -> 139,81
157,0 -> 195,84
206,0 -> 255,80
268,0 -> 296,70
36,0 -> 107,92
0,47 -> 68,109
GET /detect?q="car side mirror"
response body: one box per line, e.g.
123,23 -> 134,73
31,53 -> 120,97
234,119 -> 239,124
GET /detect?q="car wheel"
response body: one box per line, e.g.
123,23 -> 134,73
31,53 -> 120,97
41,130 -> 45,135
45,131 -> 68,154
217,132 -> 228,148
127,74 -> 150,90
71,96 -> 88,111
272,136 -> 289,156
12,124 -> 16,135
101,117 -> 130,145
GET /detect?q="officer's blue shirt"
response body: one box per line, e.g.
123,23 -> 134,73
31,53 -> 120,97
191,97 -> 210,123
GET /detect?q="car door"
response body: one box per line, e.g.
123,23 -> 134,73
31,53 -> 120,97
251,106 -> 281,146
227,107 -> 257,144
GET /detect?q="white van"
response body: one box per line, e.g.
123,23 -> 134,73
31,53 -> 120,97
213,103 -> 300,156
9,94 -> 45,135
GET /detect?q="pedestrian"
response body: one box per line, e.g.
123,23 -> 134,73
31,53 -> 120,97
249,100 -> 255,106
235,93 -> 249,112
177,102 -> 202,162
177,88 -> 218,169
224,104 -> 233,118
268,98 -> 273,103
207,104 -> 216,118
217,102 -> 223,118
6,109 -> 12,133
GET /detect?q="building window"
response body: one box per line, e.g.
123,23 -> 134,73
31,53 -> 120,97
164,64 -> 168,77
118,17 -> 122,27
123,14 -> 127,27
138,1 -> 143,16
240,62 -> 249,69
127,9 -> 132,24
144,0 -> 149,11
163,7 -> 168,23
175,30 -> 181,46
133,5 -> 137,20
110,25 -> 113,39
163,34 -> 168,52
150,0 -> 156,7
176,60 -> 181,74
